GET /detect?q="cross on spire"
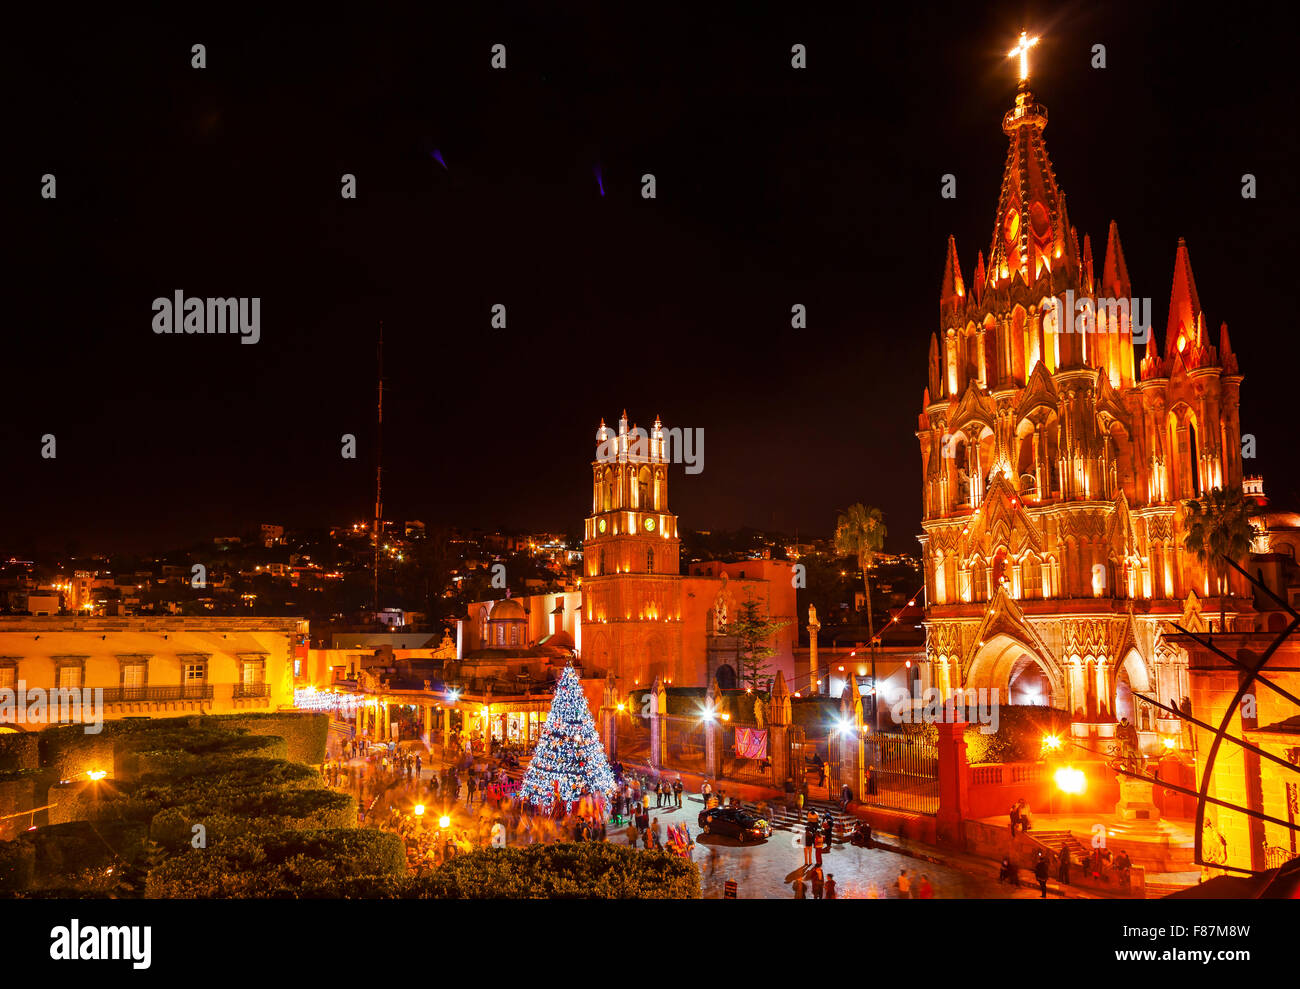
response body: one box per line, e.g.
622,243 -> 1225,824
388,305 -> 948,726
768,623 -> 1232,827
1008,30 -> 1040,83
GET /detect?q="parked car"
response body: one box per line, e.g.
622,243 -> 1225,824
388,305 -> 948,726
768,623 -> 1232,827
697,807 -> 772,842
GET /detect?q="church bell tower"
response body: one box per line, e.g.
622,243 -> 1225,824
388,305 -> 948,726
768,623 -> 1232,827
581,412 -> 683,685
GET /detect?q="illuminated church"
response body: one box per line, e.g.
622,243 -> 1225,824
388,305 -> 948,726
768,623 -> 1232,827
460,412 -> 797,692
916,36 -> 1251,752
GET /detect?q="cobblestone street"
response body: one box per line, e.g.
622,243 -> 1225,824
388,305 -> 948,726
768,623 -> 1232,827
610,794 -> 1057,899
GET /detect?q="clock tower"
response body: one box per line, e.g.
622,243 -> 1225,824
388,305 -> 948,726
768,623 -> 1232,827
582,411 -> 683,685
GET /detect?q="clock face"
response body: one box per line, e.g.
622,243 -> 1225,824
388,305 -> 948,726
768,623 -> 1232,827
597,518 -> 607,534
644,517 -> 656,531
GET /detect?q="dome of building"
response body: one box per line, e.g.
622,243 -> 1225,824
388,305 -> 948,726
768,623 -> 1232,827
489,598 -> 527,621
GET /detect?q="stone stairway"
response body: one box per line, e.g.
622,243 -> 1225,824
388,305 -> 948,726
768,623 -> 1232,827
1029,828 -> 1089,863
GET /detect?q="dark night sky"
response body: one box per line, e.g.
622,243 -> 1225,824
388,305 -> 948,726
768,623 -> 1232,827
5,3 -> 1297,555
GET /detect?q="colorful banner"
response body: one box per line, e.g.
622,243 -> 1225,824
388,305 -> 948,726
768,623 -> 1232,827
734,727 -> 768,760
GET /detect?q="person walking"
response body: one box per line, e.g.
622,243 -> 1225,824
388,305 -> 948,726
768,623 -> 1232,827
673,778 -> 683,808
896,869 -> 911,899
1018,798 -> 1032,833
813,829 -> 825,868
1034,851 -> 1050,899
792,875 -> 806,899
824,874 -> 837,899
802,814 -> 816,867
1057,850 -> 1071,886
918,875 -> 934,899
1008,801 -> 1020,837
811,867 -> 825,900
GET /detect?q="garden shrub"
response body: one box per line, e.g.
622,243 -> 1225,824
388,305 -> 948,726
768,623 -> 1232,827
414,842 -> 700,899
145,829 -> 408,897
149,789 -> 356,850
198,713 -> 328,764
20,820 -> 150,879
0,839 -> 35,893
0,732 -> 40,772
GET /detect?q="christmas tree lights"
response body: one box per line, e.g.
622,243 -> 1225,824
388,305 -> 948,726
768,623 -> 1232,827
519,664 -> 616,811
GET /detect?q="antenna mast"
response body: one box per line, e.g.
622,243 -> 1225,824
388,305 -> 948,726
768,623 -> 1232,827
374,322 -> 384,616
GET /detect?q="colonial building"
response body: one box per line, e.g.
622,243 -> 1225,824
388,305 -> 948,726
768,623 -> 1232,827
0,616 -> 305,732
916,57 -> 1254,753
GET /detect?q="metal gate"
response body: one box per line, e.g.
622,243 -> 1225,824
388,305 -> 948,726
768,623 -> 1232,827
663,715 -> 706,772
861,731 -> 939,815
721,724 -> 770,780
618,712 -> 652,763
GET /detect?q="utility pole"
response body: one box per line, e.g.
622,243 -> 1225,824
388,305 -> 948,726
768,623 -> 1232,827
374,322 -> 384,618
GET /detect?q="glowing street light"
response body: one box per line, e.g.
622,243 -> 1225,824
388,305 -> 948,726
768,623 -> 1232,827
1054,766 -> 1086,794
1042,734 -> 1061,752
438,815 -> 451,830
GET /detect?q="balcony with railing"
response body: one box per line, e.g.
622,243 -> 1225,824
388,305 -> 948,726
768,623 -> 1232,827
233,682 -> 270,699
99,684 -> 214,704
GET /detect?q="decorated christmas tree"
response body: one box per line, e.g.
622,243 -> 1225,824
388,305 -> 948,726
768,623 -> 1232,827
519,664 -> 617,810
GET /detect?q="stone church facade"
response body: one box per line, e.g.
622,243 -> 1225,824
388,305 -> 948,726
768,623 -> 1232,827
916,72 -> 1253,753
462,412 -> 798,691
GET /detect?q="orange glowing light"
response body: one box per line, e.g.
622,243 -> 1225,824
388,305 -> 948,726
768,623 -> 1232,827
1008,31 -> 1040,83
1054,766 -> 1086,794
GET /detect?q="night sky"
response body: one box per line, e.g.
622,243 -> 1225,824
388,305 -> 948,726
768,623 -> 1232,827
5,3 -> 1296,555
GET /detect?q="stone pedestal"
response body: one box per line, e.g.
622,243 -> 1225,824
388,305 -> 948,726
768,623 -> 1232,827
936,720 -> 970,849
1114,777 -> 1161,823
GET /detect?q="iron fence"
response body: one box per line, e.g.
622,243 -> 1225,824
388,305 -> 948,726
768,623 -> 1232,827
860,731 -> 940,815
663,715 -> 706,773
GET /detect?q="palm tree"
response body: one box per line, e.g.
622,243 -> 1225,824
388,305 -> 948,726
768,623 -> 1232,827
1183,487 -> 1254,632
835,504 -> 887,716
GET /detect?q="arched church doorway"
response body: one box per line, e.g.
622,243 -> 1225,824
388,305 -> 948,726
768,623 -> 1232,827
1007,654 -> 1051,706
966,633 -> 1063,708
716,664 -> 737,690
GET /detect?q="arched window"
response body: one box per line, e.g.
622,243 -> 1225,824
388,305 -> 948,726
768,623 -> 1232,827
970,558 -> 987,603
1022,554 -> 1042,599
647,547 -> 655,573
509,624 -> 519,646
599,549 -> 606,575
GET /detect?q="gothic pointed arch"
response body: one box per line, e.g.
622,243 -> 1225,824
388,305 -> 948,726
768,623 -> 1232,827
1014,360 -> 1059,425
948,379 -> 997,439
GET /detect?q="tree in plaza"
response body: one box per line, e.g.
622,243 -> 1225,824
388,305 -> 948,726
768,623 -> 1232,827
835,503 -> 887,716
729,593 -> 791,694
519,664 -> 617,810
1183,487 -> 1254,632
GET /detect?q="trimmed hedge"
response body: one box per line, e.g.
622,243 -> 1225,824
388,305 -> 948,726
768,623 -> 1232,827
149,789 -> 356,850
413,843 -> 700,899
145,829 -> 408,898
36,712 -> 324,784
146,842 -> 701,899
132,757 -> 321,808
117,730 -> 287,780
0,839 -> 35,893
0,732 -> 40,772
198,713 -> 328,765
20,820 -> 150,880
0,771 -> 41,840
